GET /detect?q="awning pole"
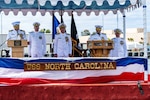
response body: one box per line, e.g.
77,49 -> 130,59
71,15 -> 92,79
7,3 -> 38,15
143,0 -> 147,58
117,11 -> 118,28
0,12 -> 2,34
143,0 -> 148,82
123,10 -> 126,39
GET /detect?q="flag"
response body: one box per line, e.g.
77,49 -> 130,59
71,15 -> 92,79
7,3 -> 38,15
71,13 -> 78,42
52,14 -> 60,39
71,13 -> 80,57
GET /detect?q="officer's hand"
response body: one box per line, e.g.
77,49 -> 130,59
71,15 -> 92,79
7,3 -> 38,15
19,34 -> 23,39
69,54 -> 72,57
54,54 -> 57,57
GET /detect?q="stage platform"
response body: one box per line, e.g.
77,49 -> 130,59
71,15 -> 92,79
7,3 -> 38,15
0,57 -> 149,99
0,82 -> 150,100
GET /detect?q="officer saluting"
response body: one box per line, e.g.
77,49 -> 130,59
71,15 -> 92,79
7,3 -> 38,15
88,25 -> 107,40
109,28 -> 127,57
6,21 -> 26,40
28,22 -> 46,57
54,23 -> 72,57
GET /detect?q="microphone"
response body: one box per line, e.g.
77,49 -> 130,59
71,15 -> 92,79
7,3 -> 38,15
137,81 -> 144,95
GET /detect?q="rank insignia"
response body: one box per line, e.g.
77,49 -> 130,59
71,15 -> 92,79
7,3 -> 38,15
65,36 -> 69,42
39,36 -> 42,39
120,41 -> 124,45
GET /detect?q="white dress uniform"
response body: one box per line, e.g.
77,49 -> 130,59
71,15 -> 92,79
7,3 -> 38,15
6,29 -> 26,57
28,31 -> 46,57
88,33 -> 107,40
54,33 -> 72,57
109,37 -> 127,57
6,29 -> 26,40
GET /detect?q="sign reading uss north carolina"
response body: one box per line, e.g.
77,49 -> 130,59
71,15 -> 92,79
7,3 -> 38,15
24,61 -> 116,71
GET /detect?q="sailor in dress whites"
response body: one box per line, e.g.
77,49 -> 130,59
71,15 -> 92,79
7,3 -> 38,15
109,28 -> 127,57
88,25 -> 107,40
6,21 -> 26,40
28,22 -> 46,57
87,25 -> 107,56
54,23 -> 72,57
6,21 -> 27,57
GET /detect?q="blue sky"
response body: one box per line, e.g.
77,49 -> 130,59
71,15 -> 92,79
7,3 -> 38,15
0,0 -> 150,36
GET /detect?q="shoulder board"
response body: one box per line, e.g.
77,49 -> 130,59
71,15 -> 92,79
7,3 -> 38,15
66,33 -> 70,35
102,33 -> 106,35
20,30 -> 25,32
29,31 -> 34,33
111,38 -> 115,40
91,32 -> 96,35
9,30 -> 13,32
56,33 -> 60,35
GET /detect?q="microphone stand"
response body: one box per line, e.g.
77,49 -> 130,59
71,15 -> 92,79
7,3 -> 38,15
0,37 -> 12,48
0,38 -> 10,57
0,39 -> 8,48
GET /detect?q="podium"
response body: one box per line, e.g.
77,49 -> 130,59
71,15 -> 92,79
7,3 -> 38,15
87,40 -> 113,57
7,40 -> 28,58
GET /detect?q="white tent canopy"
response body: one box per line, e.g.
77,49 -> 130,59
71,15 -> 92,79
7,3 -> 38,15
0,0 -> 142,16
0,0 -> 147,58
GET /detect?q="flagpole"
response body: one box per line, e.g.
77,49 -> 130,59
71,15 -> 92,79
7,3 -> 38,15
60,10 -> 64,23
51,11 -> 54,56
52,11 -> 54,42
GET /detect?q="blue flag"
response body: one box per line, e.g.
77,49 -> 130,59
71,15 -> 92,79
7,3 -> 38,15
52,15 -> 60,39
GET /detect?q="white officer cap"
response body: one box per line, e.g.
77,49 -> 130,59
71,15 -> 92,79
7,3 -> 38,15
95,25 -> 103,29
33,22 -> 40,26
114,28 -> 123,34
59,23 -> 66,28
12,21 -> 20,26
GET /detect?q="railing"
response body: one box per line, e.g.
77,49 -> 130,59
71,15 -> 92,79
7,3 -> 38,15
128,51 -> 150,58
72,38 -> 87,57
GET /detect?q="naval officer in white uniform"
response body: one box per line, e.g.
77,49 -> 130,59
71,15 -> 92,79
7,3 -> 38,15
87,25 -> 107,57
88,25 -> 107,40
6,21 -> 27,40
54,23 -> 72,57
109,28 -> 127,57
28,22 -> 46,57
6,21 -> 27,57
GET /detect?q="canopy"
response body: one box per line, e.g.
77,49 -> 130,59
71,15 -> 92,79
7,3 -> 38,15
0,0 -> 142,16
0,0 -> 148,59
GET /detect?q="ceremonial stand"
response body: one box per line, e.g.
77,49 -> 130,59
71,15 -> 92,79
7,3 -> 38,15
7,40 -> 27,58
87,40 -> 113,57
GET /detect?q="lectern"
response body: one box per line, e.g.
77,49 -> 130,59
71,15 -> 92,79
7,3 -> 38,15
7,40 -> 28,57
87,40 -> 113,57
